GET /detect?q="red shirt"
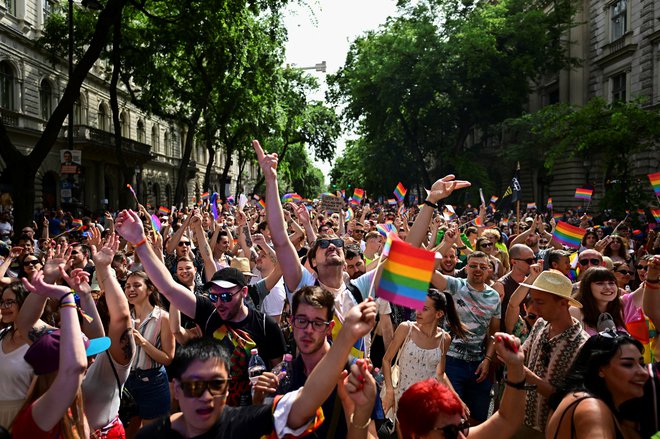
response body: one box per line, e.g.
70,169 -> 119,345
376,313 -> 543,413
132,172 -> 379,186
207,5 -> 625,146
12,403 -> 61,438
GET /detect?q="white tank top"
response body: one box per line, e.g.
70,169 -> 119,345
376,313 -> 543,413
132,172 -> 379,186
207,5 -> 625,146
0,333 -> 34,400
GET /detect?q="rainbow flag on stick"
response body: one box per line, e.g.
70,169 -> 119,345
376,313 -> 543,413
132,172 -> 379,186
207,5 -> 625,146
648,172 -> 660,197
201,192 -> 210,200
393,182 -> 407,202
375,240 -> 435,310
575,188 -> 593,200
158,206 -> 171,216
490,196 -> 499,204
150,214 -> 161,232
527,202 -> 537,210
553,221 -> 586,248
546,198 -> 553,210
71,218 -> 83,229
257,200 -> 266,210
652,208 -> 660,223
376,223 -> 396,237
345,207 -> 354,221
352,188 -> 364,204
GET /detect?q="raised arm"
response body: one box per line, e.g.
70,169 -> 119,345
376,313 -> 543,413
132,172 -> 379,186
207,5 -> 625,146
93,233 -> 135,365
190,214 -> 218,282
115,209 -> 198,319
166,214 -> 191,255
293,202 -> 316,245
20,272 -> 87,432
643,256 -> 660,326
509,217 -> 536,247
407,175 -> 471,247
253,140 -> 303,291
505,264 -> 541,333
61,268 -> 104,339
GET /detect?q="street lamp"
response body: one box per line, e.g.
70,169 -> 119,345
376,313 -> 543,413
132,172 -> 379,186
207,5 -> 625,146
67,0 -> 103,150
289,61 -> 327,73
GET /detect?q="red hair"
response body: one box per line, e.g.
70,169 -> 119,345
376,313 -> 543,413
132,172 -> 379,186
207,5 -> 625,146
397,379 -> 463,437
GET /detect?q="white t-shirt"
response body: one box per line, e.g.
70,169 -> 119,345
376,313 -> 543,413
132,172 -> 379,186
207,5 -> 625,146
82,351 -> 132,429
0,336 -> 32,401
261,278 -> 286,317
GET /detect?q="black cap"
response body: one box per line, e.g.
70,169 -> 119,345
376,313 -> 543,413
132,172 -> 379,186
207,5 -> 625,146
203,267 -> 247,290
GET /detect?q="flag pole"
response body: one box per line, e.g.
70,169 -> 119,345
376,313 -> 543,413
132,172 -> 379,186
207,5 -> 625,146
516,200 -> 521,235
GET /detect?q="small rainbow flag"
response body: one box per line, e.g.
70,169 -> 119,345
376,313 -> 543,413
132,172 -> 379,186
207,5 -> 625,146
201,192 -> 210,200
150,214 -> 161,232
490,196 -> 499,204
71,218 -> 83,229
633,229 -> 644,239
158,206 -> 171,216
652,208 -> 660,223
226,195 -> 235,205
345,207 -> 354,221
648,172 -> 660,197
393,182 -> 407,202
637,208 -> 645,215
376,239 -> 435,310
546,198 -> 553,210
575,187 -> 593,200
527,202 -> 537,210
553,212 -> 564,220
474,216 -> 484,226
382,231 -> 400,257
553,221 -> 586,248
353,188 -> 364,203
387,198 -> 397,205
376,223 -> 397,237
398,204 -> 406,217
443,205 -> 458,222
257,199 -> 266,210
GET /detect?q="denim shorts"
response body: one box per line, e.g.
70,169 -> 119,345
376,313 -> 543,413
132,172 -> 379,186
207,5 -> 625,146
125,366 -> 171,420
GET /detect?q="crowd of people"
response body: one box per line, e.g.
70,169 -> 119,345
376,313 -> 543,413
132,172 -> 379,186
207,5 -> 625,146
0,140 -> 657,438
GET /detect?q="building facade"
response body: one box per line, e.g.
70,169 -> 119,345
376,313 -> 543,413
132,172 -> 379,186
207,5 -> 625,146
0,0 -> 258,214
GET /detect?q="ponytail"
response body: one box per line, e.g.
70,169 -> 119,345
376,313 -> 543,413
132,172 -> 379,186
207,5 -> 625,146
442,292 -> 469,340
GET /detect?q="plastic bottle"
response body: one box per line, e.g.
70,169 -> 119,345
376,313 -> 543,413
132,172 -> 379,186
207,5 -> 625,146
373,367 -> 385,388
275,353 -> 293,393
248,348 -> 266,385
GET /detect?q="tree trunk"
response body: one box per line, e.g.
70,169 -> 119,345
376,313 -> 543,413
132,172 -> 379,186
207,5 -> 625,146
218,143 -> 234,198
203,142 -> 216,193
173,108 -> 202,206
0,0 -> 128,226
235,149 -> 248,197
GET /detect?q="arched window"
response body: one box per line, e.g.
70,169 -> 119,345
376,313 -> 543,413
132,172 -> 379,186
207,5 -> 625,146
0,61 -> 15,110
98,103 -> 108,130
137,119 -> 145,143
40,79 -> 53,120
120,111 -> 129,138
73,95 -> 82,125
151,125 -> 159,152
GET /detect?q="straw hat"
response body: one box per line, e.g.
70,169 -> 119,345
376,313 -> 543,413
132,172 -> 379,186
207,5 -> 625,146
520,269 -> 582,308
230,257 -> 256,278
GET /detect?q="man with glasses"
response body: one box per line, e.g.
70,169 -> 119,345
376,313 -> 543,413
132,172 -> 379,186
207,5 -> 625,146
493,244 -> 535,331
571,249 -> 604,293
431,252 -> 502,424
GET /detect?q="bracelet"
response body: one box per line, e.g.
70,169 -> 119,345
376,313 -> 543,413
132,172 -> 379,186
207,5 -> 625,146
59,302 -> 77,309
645,280 -> 660,288
58,291 -> 75,307
484,356 -> 492,362
424,200 -> 438,209
457,245 -> 467,250
132,237 -> 148,248
349,412 -> 370,430
504,378 -> 527,389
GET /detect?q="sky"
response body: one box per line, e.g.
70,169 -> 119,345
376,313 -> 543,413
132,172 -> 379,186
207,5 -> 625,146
283,0 -> 399,183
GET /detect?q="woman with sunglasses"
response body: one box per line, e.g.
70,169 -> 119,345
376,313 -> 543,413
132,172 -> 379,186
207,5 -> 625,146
396,333 -> 526,439
546,330 -> 648,439
612,261 -> 634,292
0,282 -> 34,430
476,237 -> 504,278
382,290 -> 468,419
571,268 -> 626,336
124,271 -> 175,437
17,255 -> 42,282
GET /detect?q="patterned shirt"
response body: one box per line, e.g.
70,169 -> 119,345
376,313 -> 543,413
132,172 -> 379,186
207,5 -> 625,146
521,317 -> 589,432
444,277 -> 501,362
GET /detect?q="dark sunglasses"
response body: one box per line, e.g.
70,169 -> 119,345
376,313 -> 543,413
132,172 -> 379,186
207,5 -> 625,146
616,270 -> 634,276
480,242 -> 493,248
70,250 -> 80,256
23,259 -> 40,267
636,265 -> 648,271
208,289 -> 242,303
514,258 -> 536,265
353,230 -> 365,234
179,379 -> 230,398
318,238 -> 344,249
178,242 -> 191,247
433,419 -> 470,439
579,258 -> 601,266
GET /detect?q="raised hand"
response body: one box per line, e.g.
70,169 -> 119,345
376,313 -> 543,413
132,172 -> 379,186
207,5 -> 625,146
61,267 -> 91,297
340,359 -> 377,410
292,203 -> 311,225
493,332 -> 524,368
115,210 -> 146,245
43,243 -> 70,284
427,175 -> 471,204
93,233 -> 119,268
22,270 -> 73,301
87,225 -> 102,251
340,299 -> 377,343
253,140 -> 279,182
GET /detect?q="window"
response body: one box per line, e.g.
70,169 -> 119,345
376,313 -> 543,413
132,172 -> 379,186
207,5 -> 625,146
43,0 -> 52,19
40,79 -> 52,120
611,72 -> 626,102
0,62 -> 15,110
164,132 -> 169,156
152,125 -> 159,151
137,119 -> 145,142
120,111 -> 129,137
4,0 -> 15,15
74,98 -> 82,125
98,103 -> 107,130
611,0 -> 627,41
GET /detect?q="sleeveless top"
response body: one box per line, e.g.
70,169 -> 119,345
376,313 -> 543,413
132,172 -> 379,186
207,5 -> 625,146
395,324 -> 445,403
551,395 -> 624,439
0,331 -> 33,400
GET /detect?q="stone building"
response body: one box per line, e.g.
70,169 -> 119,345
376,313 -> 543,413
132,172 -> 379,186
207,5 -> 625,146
0,0 -> 258,214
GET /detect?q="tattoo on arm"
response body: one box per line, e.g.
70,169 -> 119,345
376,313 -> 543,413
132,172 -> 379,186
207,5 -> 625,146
28,325 -> 54,343
243,226 -> 252,248
120,327 -> 135,362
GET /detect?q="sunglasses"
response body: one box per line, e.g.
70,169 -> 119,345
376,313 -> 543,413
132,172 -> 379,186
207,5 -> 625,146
292,316 -> 331,332
514,258 -> 536,265
23,259 -> 40,267
353,230 -> 365,234
480,242 -> 493,248
179,379 -> 230,398
178,242 -> 191,247
636,265 -> 648,271
615,270 -> 634,276
433,419 -> 470,439
579,258 -> 601,266
207,288 -> 242,303
70,250 -> 80,256
318,238 -> 344,249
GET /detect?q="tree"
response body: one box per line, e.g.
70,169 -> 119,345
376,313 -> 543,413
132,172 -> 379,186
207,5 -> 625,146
0,0 -> 129,228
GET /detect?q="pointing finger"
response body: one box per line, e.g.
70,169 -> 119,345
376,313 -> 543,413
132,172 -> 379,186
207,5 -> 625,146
252,140 -> 265,161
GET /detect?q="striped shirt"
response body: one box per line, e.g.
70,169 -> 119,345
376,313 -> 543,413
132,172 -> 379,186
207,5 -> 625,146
132,306 -> 166,370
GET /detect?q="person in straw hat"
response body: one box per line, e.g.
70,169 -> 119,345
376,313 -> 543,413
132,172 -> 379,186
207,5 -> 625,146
509,269 -> 589,439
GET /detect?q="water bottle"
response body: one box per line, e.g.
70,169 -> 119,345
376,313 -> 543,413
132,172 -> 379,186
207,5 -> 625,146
248,348 -> 266,385
275,353 -> 293,394
373,367 -> 385,388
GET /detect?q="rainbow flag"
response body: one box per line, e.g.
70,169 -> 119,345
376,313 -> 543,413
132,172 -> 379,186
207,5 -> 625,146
382,231 -> 400,257
637,208 -> 645,215
393,182 -> 407,202
376,223 -> 396,237
353,188 -> 364,203
201,192 -> 210,200
575,188 -> 593,200
443,205 -> 458,222
649,172 -> 660,197
376,240 -> 435,310
490,196 -> 499,204
527,202 -> 537,210
546,198 -> 553,210
226,195 -> 235,205
398,204 -> 406,217
257,199 -> 266,210
387,198 -> 397,205
652,208 -> 660,223
553,212 -> 564,220
282,193 -> 295,202
253,194 -> 261,200
345,207 -> 354,221
71,218 -> 83,229
158,206 -> 171,216
150,214 -> 161,232
474,216 -> 484,226
553,221 -> 586,248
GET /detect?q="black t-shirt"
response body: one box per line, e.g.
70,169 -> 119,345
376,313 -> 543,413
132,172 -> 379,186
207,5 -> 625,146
135,405 -> 273,439
194,296 -> 286,363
